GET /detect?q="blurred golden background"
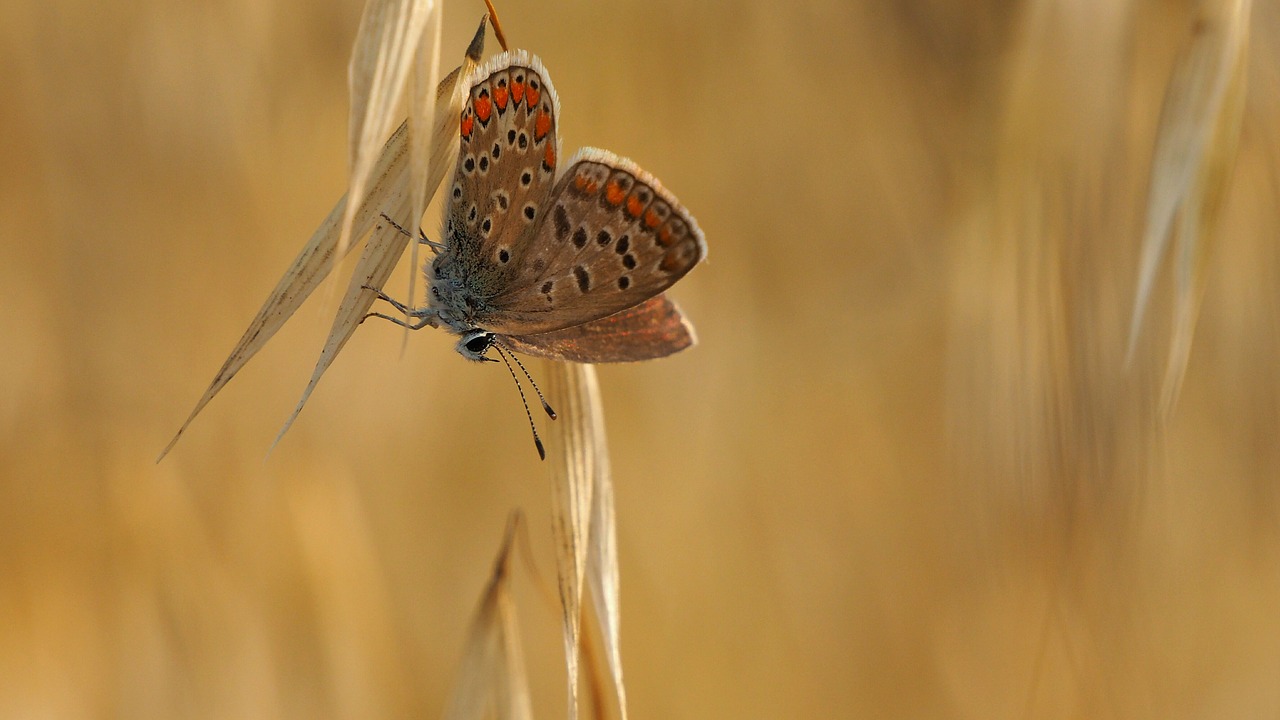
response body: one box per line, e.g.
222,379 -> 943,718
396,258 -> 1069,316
3,0 -> 1279,717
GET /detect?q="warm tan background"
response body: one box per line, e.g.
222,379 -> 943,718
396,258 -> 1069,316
3,0 -> 1279,717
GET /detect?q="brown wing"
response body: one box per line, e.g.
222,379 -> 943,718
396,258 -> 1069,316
443,51 -> 561,286
496,295 -> 696,363
476,148 -> 707,335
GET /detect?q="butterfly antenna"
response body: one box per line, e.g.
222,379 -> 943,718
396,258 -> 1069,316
379,212 -> 445,252
506,351 -> 556,420
379,212 -> 413,238
493,344 -> 546,460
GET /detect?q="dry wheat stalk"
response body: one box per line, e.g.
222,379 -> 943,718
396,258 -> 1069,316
158,3 -> 632,717
1129,0 -> 1251,416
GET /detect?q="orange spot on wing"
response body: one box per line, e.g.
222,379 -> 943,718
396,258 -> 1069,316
474,94 -> 492,122
658,225 -> 673,246
605,182 -> 625,206
527,87 -> 541,107
494,86 -> 509,110
460,115 -> 474,139
625,196 -> 645,218
534,110 -> 551,140
644,208 -> 661,229
510,81 -> 525,105
544,144 -> 556,169
574,174 -> 589,191
585,180 -> 599,195
660,250 -> 684,273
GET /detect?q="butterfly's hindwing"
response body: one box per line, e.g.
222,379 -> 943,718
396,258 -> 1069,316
498,294 -> 696,363
446,52 -> 561,289
479,148 -> 706,335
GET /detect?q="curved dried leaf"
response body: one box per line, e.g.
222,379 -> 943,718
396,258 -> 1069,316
408,3 -> 444,232
160,27 -> 477,460
268,32 -> 479,452
547,363 -> 628,720
403,5 -> 444,346
269,201 -> 412,453
402,15 -> 486,352
443,514 -> 533,720
157,121 -> 413,462
1127,0 -> 1251,376
340,0 -> 436,260
585,436 -> 627,720
547,363 -> 596,720
1161,3 -> 1249,414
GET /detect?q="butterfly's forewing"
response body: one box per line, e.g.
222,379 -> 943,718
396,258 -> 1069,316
498,294 -> 695,363
479,148 -> 706,336
445,51 -> 561,286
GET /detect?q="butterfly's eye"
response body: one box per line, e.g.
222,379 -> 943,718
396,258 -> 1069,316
431,286 -> 441,298
465,334 -> 491,354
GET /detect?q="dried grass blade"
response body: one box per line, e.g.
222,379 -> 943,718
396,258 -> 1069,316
340,0 -> 435,260
494,568 -> 534,720
267,46 -> 472,452
408,6 -> 444,230
402,15 -> 486,351
584,381 -> 627,720
403,4 -> 444,352
157,122 -> 413,462
442,514 -> 533,720
162,48 -> 469,461
547,362 -> 602,720
1127,0 -> 1251,368
1161,1 -> 1250,414
548,363 -> 628,720
268,200 -> 412,454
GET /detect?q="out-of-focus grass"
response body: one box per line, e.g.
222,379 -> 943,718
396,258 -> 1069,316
1,1 -> 1278,718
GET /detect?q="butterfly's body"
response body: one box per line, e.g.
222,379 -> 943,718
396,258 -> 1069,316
375,50 -> 705,365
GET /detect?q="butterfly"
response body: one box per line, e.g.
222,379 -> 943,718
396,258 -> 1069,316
370,49 -> 706,367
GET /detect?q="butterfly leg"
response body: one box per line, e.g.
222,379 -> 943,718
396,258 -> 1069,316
361,285 -> 439,330
363,284 -> 415,315
361,310 -> 436,330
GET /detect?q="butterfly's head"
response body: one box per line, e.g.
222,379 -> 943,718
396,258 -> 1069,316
455,329 -> 495,362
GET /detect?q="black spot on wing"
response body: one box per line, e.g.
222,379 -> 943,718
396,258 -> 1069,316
553,205 -> 571,241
